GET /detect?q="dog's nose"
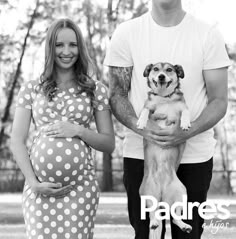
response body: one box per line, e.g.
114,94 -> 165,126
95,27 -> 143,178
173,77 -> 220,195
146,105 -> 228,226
158,74 -> 165,83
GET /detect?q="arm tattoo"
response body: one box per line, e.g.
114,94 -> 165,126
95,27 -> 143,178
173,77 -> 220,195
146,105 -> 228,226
108,66 -> 138,132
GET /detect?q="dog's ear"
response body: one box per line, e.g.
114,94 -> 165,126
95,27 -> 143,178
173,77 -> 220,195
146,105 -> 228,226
174,65 -> 185,79
143,64 -> 153,77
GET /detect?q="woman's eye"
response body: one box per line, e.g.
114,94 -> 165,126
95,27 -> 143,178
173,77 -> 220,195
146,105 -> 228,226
70,43 -> 78,47
55,43 -> 63,47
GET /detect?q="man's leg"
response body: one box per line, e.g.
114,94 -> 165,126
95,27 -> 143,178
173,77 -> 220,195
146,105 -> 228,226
123,157 -> 166,239
170,158 -> 213,239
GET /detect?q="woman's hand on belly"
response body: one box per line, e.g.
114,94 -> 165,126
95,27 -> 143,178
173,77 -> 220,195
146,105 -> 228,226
43,121 -> 83,138
30,181 -> 74,197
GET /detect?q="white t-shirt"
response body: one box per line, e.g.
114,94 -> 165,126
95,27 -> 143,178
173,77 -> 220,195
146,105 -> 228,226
104,12 -> 231,163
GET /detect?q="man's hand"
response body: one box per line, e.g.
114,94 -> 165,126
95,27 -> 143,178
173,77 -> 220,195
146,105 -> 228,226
142,119 -> 191,148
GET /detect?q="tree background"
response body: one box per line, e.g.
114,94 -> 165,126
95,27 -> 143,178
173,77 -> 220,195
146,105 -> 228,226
0,0 -> 236,193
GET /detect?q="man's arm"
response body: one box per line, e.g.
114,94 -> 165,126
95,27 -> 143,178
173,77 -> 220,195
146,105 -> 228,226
108,66 -> 139,133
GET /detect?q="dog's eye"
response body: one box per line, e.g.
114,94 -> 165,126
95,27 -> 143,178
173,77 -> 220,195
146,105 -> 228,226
166,68 -> 173,72
153,67 -> 159,71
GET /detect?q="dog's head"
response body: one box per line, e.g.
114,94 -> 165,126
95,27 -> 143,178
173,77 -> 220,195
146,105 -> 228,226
143,62 -> 184,97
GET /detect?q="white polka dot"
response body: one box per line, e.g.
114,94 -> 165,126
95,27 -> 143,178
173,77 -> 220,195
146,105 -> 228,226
86,204 -> 91,210
31,230 -> 36,236
79,164 -> 84,170
44,228 -> 50,234
43,215 -> 49,222
38,108 -> 44,114
77,186 -> 83,191
71,215 -> 77,221
98,105 -> 104,110
78,221 -> 83,228
43,204 -> 49,210
64,176 -> 70,182
75,113 -> 81,118
70,191 -> 76,197
58,227 -> 64,233
84,228 -> 88,234
57,202 -> 63,209
78,105 -> 84,111
82,116 -> 88,121
36,198 -> 42,204
69,88 -> 74,93
39,156 -> 45,163
87,107 -> 91,112
49,197 -> 56,203
47,163 -> 53,169
47,149 -> 53,155
65,163 -> 71,170
41,170 -> 46,176
36,210 -> 42,216
78,234 -> 82,239
71,203 -> 77,209
86,192 -> 91,198
79,198 -> 84,204
30,217 -> 35,223
38,235 -> 43,239
85,216 -> 89,222
57,215 -> 63,221
78,175 -> 83,181
81,152 -> 85,157
56,156 -> 62,162
98,95 -> 103,100
69,106 -> 75,112
36,223 -> 43,229
74,144 -> 79,150
72,170 -> 77,176
65,221 -> 70,227
65,233 -> 70,238
56,170 -> 62,176
101,87 -> 106,93
51,221 -> 56,227
73,157 -> 79,163
30,205 -> 35,212
79,210 -> 84,216
71,227 -> 77,233
52,233 -> 57,239
104,99 -> 109,104
64,197 -> 70,203
57,142 -> 63,148
50,209 -> 56,215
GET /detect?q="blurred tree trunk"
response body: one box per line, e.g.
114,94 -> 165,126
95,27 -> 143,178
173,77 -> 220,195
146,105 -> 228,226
0,0 -> 39,148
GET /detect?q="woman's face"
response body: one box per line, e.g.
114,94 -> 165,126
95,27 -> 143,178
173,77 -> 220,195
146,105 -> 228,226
54,28 -> 79,71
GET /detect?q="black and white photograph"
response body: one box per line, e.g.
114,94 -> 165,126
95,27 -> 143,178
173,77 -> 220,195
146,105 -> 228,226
0,0 -> 236,238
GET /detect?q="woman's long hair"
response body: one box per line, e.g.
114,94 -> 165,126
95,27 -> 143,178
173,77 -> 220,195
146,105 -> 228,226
39,18 -> 96,101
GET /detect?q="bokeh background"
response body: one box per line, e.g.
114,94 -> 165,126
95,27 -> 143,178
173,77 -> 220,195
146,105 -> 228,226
0,0 -> 236,195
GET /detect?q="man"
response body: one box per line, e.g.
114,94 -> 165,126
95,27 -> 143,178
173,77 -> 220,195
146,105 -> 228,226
104,0 -> 230,238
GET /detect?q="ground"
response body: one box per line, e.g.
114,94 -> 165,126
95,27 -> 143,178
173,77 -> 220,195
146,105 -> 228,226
0,192 -> 235,239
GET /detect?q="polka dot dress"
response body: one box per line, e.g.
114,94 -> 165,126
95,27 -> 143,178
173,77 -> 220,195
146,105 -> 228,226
16,80 -> 110,239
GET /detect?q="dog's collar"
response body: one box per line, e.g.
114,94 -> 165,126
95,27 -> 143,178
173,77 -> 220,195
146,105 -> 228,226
149,90 -> 176,98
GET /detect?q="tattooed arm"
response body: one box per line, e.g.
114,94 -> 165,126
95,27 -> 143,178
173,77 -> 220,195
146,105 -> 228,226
108,66 -> 168,143
108,66 -> 141,134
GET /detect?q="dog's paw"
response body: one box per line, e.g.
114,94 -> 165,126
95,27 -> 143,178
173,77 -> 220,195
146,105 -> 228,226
180,110 -> 191,131
137,118 -> 146,129
150,218 -> 159,230
137,109 -> 149,129
180,118 -> 191,131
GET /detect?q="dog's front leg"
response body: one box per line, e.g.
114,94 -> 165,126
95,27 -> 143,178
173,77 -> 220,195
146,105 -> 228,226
137,108 -> 150,129
180,106 -> 191,130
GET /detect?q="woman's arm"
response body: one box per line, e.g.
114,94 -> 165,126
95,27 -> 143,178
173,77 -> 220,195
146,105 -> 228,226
78,110 -> 115,154
10,108 -> 39,186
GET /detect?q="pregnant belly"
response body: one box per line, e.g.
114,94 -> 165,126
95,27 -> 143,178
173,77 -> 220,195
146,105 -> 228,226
30,134 -> 91,186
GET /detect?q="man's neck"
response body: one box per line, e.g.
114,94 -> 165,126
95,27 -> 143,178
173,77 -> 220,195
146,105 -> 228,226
151,3 -> 186,27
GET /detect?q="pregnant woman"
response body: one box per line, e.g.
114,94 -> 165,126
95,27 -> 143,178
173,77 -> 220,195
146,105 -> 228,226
10,18 -> 115,239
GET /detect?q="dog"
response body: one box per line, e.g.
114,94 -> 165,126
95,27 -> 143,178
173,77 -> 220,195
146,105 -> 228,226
137,62 -> 192,238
